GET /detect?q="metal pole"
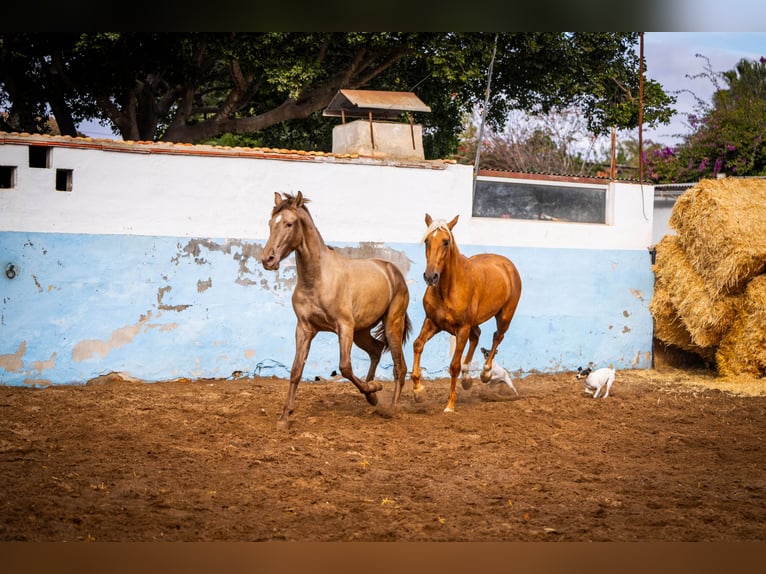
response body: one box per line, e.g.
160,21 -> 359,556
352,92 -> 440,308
369,111 -> 375,150
473,34 -> 499,192
638,32 -> 644,184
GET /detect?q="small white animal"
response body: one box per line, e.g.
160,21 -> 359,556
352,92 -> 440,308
576,366 -> 616,398
479,347 -> 518,394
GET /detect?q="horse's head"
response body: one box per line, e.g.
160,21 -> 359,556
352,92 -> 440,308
422,213 -> 459,286
261,191 -> 308,271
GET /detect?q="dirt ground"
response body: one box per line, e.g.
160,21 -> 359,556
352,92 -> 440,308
2,367 -> 766,542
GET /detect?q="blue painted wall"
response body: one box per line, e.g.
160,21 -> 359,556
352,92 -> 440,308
1,230 -> 653,386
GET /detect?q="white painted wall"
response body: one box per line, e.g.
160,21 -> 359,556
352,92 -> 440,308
1,137 -> 654,253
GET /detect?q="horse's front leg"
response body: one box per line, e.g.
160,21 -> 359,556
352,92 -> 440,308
278,322 -> 317,429
460,325 -> 481,390
338,324 -> 381,406
445,326 -> 471,413
410,317 -> 440,403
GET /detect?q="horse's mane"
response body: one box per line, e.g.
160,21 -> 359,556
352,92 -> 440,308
272,192 -> 311,216
421,219 -> 452,243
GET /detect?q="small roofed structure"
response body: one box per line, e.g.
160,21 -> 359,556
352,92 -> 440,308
324,89 -> 431,160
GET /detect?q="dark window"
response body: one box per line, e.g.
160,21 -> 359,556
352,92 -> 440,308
0,166 -> 16,189
56,169 -> 73,192
29,146 -> 50,168
473,179 -> 607,223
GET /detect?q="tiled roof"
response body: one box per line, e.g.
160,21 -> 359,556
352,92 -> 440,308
478,168 -> 626,184
0,131 -> 456,170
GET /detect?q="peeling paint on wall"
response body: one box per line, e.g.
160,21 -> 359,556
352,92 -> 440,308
172,238 -> 272,288
30,352 -> 56,375
150,322 -> 178,333
157,285 -> 191,312
0,341 -> 26,372
72,313 -> 152,362
630,288 -> 645,302
334,242 -> 412,277
23,378 -> 52,387
197,278 -> 212,293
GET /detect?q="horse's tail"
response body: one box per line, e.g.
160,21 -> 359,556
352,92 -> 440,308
373,312 -> 412,352
402,312 -> 413,345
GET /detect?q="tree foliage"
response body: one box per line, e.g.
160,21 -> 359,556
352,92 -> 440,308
644,55 -> 766,183
456,107 -> 642,178
1,32 -> 674,159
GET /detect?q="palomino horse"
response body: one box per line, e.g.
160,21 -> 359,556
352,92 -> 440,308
260,192 -> 412,427
411,214 -> 522,412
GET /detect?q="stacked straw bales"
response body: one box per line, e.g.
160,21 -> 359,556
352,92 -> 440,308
650,177 -> 766,377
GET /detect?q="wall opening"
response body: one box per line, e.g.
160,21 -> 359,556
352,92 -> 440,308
473,177 -> 608,223
29,146 -> 51,169
0,165 -> 16,189
56,168 -> 73,192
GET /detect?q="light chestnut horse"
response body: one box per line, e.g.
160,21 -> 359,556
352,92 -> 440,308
411,214 -> 522,413
260,192 -> 412,428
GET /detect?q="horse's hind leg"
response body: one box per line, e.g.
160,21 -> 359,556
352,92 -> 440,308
483,320 -> 510,372
484,295 -> 521,371
339,324 -> 382,405
382,308 -> 409,406
484,264 -> 522,370
353,328 -> 385,382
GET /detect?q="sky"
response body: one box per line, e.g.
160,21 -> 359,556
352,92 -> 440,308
641,32 -> 766,147
76,32 -> 766,148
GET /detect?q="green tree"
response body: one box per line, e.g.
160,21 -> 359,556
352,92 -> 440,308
1,32 -> 674,159
644,55 -> 766,183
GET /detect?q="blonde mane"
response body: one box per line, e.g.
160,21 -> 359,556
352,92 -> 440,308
421,219 -> 452,243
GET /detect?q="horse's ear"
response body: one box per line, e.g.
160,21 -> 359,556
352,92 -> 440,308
295,190 -> 304,207
273,192 -> 283,206
425,213 -> 433,226
447,215 -> 459,230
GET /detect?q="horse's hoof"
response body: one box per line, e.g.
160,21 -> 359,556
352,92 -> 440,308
276,418 -> 291,431
443,406 -> 454,413
461,378 -> 473,390
413,387 -> 425,403
365,392 -> 379,406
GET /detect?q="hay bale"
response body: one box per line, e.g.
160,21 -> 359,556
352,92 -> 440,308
669,177 -> 766,297
715,274 -> 766,378
649,265 -> 717,363
652,235 -> 741,348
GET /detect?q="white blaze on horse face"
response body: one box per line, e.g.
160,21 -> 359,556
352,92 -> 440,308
274,214 -> 282,225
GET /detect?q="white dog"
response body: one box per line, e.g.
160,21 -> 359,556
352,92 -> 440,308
479,347 -> 518,394
576,366 -> 616,398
